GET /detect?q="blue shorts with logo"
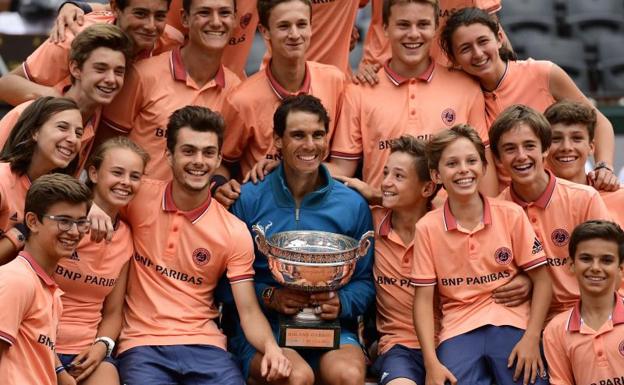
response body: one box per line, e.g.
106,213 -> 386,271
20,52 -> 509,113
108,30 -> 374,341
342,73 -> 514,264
117,344 -> 245,385
229,320 -> 361,381
58,352 -> 117,369
371,344 -> 425,385
437,325 -> 549,385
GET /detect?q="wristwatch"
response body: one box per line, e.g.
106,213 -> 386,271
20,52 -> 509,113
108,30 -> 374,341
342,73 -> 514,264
262,286 -> 275,307
94,336 -> 115,357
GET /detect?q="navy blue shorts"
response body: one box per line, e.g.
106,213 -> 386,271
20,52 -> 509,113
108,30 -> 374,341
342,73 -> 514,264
117,345 -> 245,385
371,344 -> 425,385
437,325 -> 548,385
58,352 -> 117,368
229,320 -> 361,381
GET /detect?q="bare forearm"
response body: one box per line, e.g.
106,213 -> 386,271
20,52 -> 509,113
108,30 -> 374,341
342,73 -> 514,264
239,308 -> 279,355
593,112 -> 615,168
413,286 -> 438,365
0,70 -> 59,105
525,267 -> 552,338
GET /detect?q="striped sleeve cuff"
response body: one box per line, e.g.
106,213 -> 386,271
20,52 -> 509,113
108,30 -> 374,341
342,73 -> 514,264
229,274 -> 254,284
411,278 -> 437,286
519,256 -> 548,271
0,330 -> 16,345
101,118 -> 131,134
330,151 -> 362,161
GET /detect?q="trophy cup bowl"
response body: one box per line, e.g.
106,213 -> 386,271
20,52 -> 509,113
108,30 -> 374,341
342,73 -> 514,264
252,224 -> 374,349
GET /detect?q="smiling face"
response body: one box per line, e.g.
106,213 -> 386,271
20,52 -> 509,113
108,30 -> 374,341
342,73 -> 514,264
89,147 -> 145,212
431,137 -> 485,199
261,0 -> 311,62
382,151 -> 430,210
113,0 -> 169,52
26,201 -> 89,261
32,109 -> 84,172
571,238 -> 623,296
450,22 -> 506,82
168,127 -> 221,193
183,0 -> 235,52
495,123 -> 549,187
275,110 -> 327,177
384,1 -> 436,76
546,122 -> 593,183
70,47 -> 126,106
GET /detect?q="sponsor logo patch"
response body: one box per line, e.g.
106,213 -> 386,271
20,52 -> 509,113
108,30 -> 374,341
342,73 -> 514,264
551,229 -> 570,247
193,248 -> 211,266
495,247 -> 512,265
619,340 -> 624,357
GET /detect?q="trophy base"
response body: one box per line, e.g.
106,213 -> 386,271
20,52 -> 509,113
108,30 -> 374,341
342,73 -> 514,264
278,312 -> 340,350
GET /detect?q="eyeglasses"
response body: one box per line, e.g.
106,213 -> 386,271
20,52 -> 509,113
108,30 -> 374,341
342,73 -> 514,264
43,215 -> 91,234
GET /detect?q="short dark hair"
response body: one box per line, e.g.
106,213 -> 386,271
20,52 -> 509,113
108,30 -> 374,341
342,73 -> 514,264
569,220 -> 624,264
114,0 -> 172,11
70,24 -> 134,84
0,97 -> 81,176
166,105 -> 225,152
426,124 -> 487,171
440,7 -> 516,64
544,100 -> 597,142
24,173 -> 92,237
257,0 -> 312,29
273,94 -> 330,138
390,135 -> 430,183
489,104 -> 551,159
382,0 -> 439,27
183,0 -> 236,14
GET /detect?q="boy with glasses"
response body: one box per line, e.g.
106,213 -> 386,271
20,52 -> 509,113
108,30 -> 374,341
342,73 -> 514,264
0,173 -> 91,384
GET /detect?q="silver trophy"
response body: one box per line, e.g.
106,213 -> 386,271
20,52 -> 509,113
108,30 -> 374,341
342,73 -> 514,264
252,223 -> 374,349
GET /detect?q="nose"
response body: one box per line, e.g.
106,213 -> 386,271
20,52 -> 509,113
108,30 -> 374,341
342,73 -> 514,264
560,136 -> 573,151
287,24 -> 301,39
208,10 -> 223,26
144,15 -> 156,32
590,258 -> 602,272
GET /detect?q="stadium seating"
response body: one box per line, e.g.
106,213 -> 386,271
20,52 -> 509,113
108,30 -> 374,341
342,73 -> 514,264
499,0 -> 557,36
522,36 -> 591,93
564,0 -> 624,44
596,32 -> 624,95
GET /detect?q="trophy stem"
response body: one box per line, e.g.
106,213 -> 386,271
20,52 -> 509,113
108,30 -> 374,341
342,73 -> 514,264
294,307 -> 322,323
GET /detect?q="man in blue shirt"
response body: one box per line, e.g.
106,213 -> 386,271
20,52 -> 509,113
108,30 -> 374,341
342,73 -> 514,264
226,94 -> 374,385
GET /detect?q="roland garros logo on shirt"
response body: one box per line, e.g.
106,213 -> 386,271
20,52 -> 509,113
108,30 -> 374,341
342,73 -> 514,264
193,248 -> 211,266
551,229 -> 570,247
441,108 -> 456,126
494,247 -> 512,265
619,340 -> 624,357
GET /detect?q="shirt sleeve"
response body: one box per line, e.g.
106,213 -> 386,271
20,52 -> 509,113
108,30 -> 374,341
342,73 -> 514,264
337,200 -> 375,320
411,221 -> 438,286
23,37 -> 72,86
543,320 -> 575,385
330,84 -> 364,160
226,221 -> 255,284
511,207 -> 548,271
100,65 -> 144,134
584,190 -> 612,222
221,94 -> 249,163
0,269 -> 35,345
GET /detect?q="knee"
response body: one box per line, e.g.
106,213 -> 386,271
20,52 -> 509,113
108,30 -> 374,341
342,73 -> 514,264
332,364 -> 366,385
287,364 -> 314,385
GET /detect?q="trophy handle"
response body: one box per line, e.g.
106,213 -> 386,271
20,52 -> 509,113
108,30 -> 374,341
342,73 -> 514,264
357,230 -> 375,257
252,224 -> 270,255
